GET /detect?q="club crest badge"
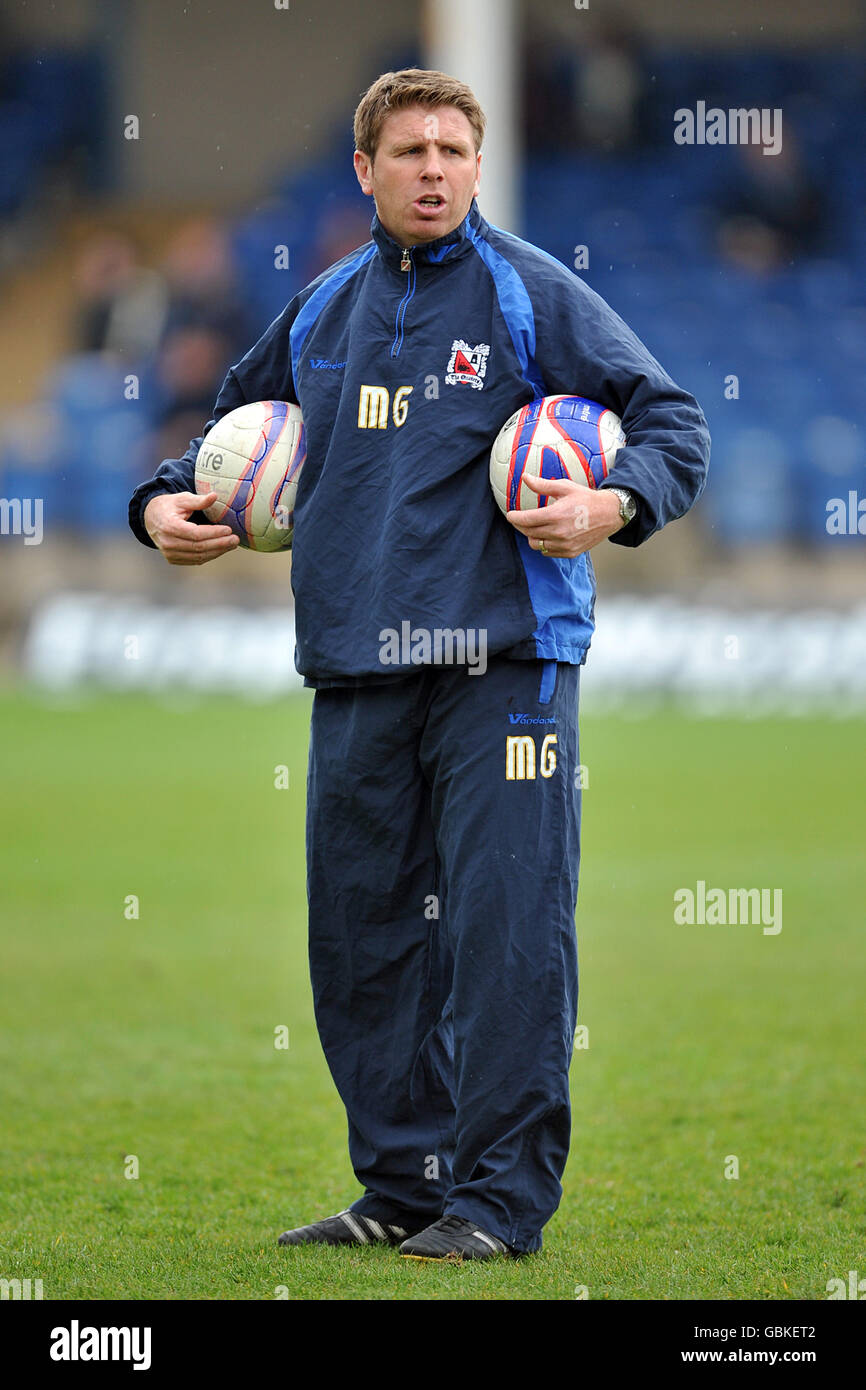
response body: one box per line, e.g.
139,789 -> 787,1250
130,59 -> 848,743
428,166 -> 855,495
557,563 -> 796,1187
445,339 -> 490,390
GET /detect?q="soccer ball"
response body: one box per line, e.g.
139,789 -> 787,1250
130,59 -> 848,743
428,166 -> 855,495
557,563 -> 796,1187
489,394 -> 625,514
194,400 -> 306,551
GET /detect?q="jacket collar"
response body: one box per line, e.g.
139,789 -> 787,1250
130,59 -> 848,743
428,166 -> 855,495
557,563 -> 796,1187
371,198 -> 487,272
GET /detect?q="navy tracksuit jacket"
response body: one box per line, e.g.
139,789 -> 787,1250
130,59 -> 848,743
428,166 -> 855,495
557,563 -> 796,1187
130,199 -> 710,1250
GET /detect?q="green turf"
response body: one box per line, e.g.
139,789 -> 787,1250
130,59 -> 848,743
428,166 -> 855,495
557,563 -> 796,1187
0,690 -> 863,1301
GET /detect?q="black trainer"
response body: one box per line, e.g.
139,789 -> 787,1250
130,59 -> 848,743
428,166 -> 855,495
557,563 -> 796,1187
399,1214 -> 512,1261
278,1208 -> 425,1248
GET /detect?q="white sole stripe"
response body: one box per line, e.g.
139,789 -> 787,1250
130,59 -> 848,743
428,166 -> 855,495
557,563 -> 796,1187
472,1229 -> 504,1252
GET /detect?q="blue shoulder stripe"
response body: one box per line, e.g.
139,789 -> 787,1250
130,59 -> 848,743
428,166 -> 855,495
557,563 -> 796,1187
465,222 -> 546,398
290,243 -> 377,383
468,220 -> 595,662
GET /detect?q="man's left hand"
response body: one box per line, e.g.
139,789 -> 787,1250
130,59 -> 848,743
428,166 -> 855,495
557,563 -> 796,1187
505,473 -> 625,558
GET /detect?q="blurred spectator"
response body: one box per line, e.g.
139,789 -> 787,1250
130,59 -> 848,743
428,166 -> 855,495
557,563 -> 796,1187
72,232 -> 167,360
523,10 -> 649,156
523,33 -> 575,155
718,132 -> 827,273
68,218 -> 249,468
572,13 -> 648,152
160,216 -> 251,356
143,217 -> 250,457
148,322 -> 234,461
303,200 -> 373,280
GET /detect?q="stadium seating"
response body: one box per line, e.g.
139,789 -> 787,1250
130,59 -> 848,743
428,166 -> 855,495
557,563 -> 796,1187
0,47 -> 106,215
1,47 -> 863,548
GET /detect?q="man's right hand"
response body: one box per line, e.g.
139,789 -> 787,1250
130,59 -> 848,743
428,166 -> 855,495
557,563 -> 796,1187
143,491 -> 241,566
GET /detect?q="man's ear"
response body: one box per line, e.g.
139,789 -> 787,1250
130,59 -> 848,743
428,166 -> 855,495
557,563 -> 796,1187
473,150 -> 481,200
354,149 -> 374,197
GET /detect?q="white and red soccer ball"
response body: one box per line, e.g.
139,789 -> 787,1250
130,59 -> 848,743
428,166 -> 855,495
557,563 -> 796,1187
489,394 -> 626,514
195,400 -> 305,551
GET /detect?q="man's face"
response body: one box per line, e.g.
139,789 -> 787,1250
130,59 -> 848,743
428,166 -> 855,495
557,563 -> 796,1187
354,105 -> 481,247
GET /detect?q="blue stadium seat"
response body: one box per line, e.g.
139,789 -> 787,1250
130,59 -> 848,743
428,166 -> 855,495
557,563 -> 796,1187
0,106 -> 41,214
701,426 -> 798,545
795,412 -> 865,545
230,200 -> 307,332
44,355 -> 152,532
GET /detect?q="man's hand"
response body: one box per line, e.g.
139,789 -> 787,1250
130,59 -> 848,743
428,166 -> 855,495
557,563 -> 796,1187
143,491 -> 241,566
505,474 -> 624,558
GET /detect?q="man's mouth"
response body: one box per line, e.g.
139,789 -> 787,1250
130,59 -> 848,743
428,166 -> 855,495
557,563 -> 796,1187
415,195 -> 445,210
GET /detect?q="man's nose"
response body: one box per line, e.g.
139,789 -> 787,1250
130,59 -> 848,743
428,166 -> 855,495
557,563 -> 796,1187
420,146 -> 444,178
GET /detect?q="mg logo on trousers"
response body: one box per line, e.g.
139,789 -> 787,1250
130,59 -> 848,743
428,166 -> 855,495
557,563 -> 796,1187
506,733 -> 557,780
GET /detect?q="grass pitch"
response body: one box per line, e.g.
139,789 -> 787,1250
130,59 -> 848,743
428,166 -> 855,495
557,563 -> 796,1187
0,690 -> 863,1300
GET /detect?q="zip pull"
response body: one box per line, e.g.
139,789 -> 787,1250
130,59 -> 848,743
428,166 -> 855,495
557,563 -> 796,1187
400,247 -> 411,271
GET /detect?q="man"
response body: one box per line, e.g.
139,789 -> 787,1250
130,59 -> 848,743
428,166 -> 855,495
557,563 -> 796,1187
129,69 -> 710,1261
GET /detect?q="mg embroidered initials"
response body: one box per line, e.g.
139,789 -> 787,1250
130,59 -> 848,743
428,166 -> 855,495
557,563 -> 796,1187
506,733 -> 557,780
358,384 -> 413,428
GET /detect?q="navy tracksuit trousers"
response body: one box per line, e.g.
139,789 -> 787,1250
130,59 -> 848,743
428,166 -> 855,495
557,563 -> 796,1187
305,655 -> 582,1253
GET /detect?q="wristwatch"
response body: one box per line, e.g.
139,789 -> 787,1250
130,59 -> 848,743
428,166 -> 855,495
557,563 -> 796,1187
605,486 -> 637,526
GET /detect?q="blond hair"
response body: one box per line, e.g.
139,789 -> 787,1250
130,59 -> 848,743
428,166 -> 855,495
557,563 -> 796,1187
354,68 -> 486,159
